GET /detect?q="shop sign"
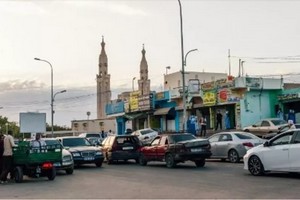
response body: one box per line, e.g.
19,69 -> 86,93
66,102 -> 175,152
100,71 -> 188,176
217,88 -> 241,104
246,77 -> 261,89
129,91 -> 140,112
138,93 -> 154,111
203,91 -> 216,106
215,78 -> 234,89
188,79 -> 200,94
278,93 -> 300,101
156,92 -> 165,100
201,81 -> 215,91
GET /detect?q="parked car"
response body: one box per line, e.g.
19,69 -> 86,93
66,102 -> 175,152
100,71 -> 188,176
139,133 -> 212,168
101,135 -> 142,164
78,132 -> 103,142
244,129 -> 300,176
208,132 -> 265,163
131,128 -> 158,145
243,118 -> 287,137
44,138 -> 74,174
57,136 -> 104,167
263,123 -> 300,140
86,137 -> 102,146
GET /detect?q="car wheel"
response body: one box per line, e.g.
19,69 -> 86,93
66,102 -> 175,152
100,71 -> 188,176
47,167 -> 56,181
139,153 -> 147,166
195,159 -> 205,167
248,155 -> 265,176
165,154 -> 176,168
14,166 -> 23,183
95,161 -> 103,167
228,149 -> 240,163
244,129 -> 250,132
65,167 -> 74,175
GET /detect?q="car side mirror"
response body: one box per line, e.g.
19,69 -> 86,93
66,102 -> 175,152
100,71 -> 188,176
65,146 -> 70,150
263,141 -> 269,147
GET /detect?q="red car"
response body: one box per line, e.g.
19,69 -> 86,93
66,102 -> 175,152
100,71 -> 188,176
138,133 -> 211,168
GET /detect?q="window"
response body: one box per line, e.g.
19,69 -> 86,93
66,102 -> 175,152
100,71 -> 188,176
219,134 -> 232,142
151,138 -> 160,146
292,132 -> 300,144
234,133 -> 257,140
261,121 -> 270,127
159,136 -> 168,145
178,80 -> 181,87
271,133 -> 293,146
209,135 -> 220,143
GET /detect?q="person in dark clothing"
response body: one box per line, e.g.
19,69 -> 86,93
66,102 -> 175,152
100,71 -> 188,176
199,116 -> 207,137
215,110 -> 223,131
0,132 -> 4,175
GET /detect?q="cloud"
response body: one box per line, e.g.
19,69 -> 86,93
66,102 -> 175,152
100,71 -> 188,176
107,3 -> 148,16
0,79 -> 45,92
0,1 -> 48,16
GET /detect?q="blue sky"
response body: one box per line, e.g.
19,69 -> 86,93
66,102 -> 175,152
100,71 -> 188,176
1,0 -> 300,127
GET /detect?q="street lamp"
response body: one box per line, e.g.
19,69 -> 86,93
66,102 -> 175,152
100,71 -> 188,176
53,90 -> 67,132
132,77 -> 136,91
34,57 -> 54,136
165,66 -> 171,75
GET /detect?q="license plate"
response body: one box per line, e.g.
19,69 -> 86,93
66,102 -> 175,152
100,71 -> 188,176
84,157 -> 94,161
53,162 -> 61,167
191,148 -> 203,152
123,146 -> 134,150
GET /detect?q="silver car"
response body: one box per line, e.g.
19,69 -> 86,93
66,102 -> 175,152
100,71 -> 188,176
208,132 -> 265,163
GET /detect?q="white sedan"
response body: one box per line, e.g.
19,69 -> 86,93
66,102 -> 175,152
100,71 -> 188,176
244,129 -> 300,176
131,128 -> 158,144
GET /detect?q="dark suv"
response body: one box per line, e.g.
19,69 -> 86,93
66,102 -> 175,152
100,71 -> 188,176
139,133 -> 212,168
101,135 -> 142,164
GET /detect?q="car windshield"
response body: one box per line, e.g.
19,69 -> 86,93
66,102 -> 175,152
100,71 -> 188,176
234,133 -> 257,140
171,134 -> 196,143
87,134 -> 100,138
44,139 -> 61,145
140,129 -> 154,135
271,120 -> 287,126
62,138 -> 91,147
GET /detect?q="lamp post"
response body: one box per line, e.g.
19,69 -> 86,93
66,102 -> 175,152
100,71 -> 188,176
34,57 -> 54,136
53,90 -> 67,134
132,77 -> 136,91
165,66 -> 171,75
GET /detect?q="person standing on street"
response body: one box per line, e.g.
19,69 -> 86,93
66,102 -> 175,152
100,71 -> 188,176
215,110 -> 223,131
225,111 -> 231,130
199,116 -> 207,137
0,130 -> 17,184
0,132 -> 4,175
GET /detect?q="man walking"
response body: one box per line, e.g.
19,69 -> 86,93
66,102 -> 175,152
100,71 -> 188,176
199,116 -> 207,137
0,130 -> 16,184
215,110 -> 223,131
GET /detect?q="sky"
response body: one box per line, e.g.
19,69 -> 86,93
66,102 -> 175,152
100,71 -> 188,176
1,0 -> 300,127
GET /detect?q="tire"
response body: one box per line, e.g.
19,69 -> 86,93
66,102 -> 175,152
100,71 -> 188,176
95,161 -> 103,167
244,129 -> 250,132
65,167 -> 74,175
139,153 -> 147,166
47,167 -> 56,181
228,149 -> 240,163
14,166 -> 23,183
248,155 -> 265,176
165,154 -> 176,168
195,159 -> 205,167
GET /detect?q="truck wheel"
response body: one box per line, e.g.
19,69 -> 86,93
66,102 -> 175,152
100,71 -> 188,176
47,168 -> 56,181
195,159 -> 205,167
165,154 -> 176,168
14,166 -> 23,183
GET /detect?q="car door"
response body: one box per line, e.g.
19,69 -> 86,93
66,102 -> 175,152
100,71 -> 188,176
217,134 -> 233,157
142,137 -> 160,160
289,131 -> 300,172
259,120 -> 271,135
208,134 -> 221,158
262,132 -> 293,171
156,136 -> 168,161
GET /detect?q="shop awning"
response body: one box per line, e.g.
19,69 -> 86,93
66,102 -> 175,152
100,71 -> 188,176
154,107 -> 175,116
123,113 -> 146,120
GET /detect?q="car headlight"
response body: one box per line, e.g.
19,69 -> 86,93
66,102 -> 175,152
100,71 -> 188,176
95,151 -> 102,155
72,152 -> 81,157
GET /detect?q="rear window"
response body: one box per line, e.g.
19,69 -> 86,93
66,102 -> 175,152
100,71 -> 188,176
86,134 -> 100,138
234,133 -> 257,140
62,138 -> 91,147
116,136 -> 140,145
170,134 -> 196,143
140,129 -> 154,135
271,120 -> 287,126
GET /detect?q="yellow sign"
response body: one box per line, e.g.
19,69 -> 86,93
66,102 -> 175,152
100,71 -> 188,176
203,91 -> 216,106
129,91 -> 140,112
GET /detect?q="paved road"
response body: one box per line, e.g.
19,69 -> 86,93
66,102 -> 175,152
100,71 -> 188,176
0,160 -> 299,199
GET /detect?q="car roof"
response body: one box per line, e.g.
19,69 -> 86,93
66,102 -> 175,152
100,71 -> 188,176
57,136 -> 84,139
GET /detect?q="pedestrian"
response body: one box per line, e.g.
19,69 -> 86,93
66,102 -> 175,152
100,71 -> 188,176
30,133 -> 47,150
0,130 -> 17,184
277,108 -> 284,120
199,116 -> 207,137
288,120 -> 296,130
225,111 -> 230,130
0,132 -> 4,175
215,110 -> 223,131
